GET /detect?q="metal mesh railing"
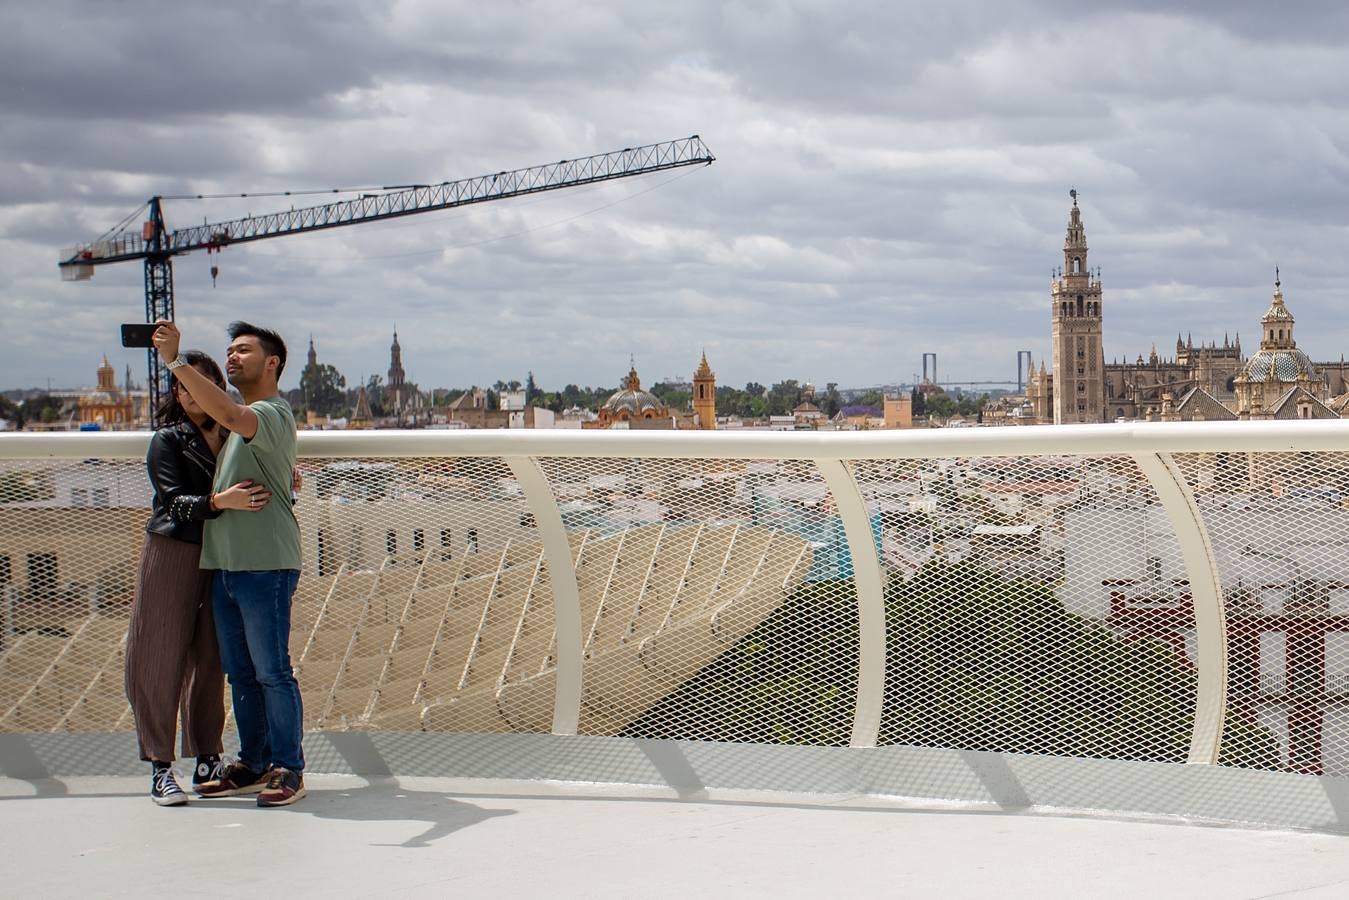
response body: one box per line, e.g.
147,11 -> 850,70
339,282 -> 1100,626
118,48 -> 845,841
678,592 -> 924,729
1,424 -> 1347,778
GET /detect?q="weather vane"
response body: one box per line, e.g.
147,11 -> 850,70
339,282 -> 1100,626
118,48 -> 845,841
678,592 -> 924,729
1069,187 -> 1078,205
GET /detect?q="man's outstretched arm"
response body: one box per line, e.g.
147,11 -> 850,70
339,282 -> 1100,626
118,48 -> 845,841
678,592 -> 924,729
152,320 -> 259,439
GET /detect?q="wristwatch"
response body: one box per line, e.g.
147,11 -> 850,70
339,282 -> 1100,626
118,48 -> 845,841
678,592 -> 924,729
166,355 -> 188,371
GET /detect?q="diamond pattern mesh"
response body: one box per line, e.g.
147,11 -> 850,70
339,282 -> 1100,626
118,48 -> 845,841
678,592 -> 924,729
0,442 -> 1328,776
1171,450 -> 1349,773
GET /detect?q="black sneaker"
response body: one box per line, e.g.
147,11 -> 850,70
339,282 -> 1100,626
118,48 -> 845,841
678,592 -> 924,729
151,764 -> 188,807
195,760 -> 271,797
257,767 -> 306,808
193,754 -> 226,790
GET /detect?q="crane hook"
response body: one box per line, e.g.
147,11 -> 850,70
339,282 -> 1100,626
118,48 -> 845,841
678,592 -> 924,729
210,265 -> 219,287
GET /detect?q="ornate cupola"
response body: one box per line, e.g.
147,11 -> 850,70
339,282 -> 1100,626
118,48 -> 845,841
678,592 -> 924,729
1260,269 -> 1296,351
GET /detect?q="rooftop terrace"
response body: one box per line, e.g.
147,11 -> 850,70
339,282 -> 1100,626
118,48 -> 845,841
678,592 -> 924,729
5,423 -> 1349,894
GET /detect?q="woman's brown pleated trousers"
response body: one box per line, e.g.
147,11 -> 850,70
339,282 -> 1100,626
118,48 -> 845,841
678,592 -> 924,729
124,532 -> 225,762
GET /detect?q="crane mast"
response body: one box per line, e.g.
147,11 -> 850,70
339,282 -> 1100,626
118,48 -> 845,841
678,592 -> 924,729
60,136 -> 715,418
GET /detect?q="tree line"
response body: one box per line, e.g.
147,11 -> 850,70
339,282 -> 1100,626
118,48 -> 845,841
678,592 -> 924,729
288,359 -> 989,422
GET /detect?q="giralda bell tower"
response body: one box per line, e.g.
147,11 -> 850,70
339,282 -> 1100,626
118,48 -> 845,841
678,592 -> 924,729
1050,190 -> 1105,424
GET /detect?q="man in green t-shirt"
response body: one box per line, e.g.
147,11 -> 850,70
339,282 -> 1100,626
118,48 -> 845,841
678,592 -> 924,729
153,319 -> 306,808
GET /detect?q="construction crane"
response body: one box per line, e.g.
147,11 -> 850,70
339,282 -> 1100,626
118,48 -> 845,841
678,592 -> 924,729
58,135 -> 715,418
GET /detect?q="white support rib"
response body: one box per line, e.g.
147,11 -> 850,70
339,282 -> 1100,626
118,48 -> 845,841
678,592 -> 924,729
506,456 -> 584,736
1132,452 -> 1227,765
817,458 -> 886,750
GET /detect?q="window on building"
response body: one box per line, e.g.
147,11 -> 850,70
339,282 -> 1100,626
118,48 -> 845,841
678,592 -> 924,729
386,530 -> 397,555
72,488 -> 88,506
26,553 -> 58,601
413,528 -> 424,552
0,554 -> 10,586
1073,257 -> 1081,274
92,488 -> 110,506
440,528 -> 452,548
1076,295 -> 1084,316
467,528 -> 479,553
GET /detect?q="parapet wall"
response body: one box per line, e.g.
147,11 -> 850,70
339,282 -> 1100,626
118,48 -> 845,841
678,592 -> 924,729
5,422 -> 1349,831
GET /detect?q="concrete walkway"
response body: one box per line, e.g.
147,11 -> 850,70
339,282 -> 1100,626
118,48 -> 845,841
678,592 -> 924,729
4,775 -> 1349,898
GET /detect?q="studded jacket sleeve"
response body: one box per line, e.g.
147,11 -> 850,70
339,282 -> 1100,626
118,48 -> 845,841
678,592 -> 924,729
147,429 -> 220,524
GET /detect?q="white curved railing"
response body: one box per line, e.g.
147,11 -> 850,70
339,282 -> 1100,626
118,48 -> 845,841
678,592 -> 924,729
3,420 -> 1349,784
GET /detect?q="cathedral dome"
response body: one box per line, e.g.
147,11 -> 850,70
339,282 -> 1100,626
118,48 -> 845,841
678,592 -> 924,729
1239,348 -> 1318,384
602,366 -> 666,419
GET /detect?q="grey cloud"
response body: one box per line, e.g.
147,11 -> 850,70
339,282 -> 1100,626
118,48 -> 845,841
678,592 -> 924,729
4,1 -> 1349,394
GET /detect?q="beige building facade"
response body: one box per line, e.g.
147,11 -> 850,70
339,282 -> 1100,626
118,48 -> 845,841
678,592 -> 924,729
1049,192 -> 1105,424
1030,197 -> 1349,424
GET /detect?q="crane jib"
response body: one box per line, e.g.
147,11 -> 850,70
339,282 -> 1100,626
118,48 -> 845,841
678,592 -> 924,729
58,136 -> 714,268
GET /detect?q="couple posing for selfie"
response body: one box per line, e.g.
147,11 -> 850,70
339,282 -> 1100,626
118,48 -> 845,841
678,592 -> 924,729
124,319 -> 306,807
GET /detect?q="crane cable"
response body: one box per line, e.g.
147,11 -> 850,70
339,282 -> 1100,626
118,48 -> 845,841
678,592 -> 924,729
160,185 -> 395,201
92,200 -> 150,244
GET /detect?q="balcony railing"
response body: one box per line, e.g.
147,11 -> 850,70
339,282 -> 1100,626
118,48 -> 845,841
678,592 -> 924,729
3,420 -> 1349,781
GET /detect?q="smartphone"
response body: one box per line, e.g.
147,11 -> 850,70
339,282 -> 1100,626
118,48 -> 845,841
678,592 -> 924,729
120,323 -> 160,348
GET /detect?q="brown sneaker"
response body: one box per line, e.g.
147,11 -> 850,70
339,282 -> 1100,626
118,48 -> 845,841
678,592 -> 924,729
194,761 -> 271,797
257,767 -> 306,808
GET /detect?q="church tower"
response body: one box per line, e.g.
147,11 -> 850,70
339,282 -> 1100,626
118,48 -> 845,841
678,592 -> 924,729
1050,191 -> 1105,424
693,350 -> 716,430
387,328 -> 407,415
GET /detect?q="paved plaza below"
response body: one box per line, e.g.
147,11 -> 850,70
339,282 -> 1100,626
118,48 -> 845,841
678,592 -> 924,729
4,774 -> 1349,898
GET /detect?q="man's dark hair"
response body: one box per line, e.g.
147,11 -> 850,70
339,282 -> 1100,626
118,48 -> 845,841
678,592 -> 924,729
228,321 -> 289,377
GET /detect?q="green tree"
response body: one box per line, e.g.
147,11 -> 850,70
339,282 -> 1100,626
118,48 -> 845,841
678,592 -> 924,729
525,371 -> 540,405
651,382 -> 691,410
823,383 -> 842,418
20,393 -> 66,425
767,380 -> 802,416
0,395 -> 20,427
364,375 -> 386,417
910,387 -> 926,418
300,363 -> 347,417
856,389 -> 883,408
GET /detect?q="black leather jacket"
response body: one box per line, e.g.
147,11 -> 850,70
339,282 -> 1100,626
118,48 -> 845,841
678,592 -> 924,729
144,420 -> 222,544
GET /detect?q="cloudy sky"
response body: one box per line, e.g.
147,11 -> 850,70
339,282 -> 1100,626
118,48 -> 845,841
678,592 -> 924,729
4,1 -> 1349,396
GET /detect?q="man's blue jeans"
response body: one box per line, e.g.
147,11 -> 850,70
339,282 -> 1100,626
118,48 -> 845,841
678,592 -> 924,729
212,569 -> 304,773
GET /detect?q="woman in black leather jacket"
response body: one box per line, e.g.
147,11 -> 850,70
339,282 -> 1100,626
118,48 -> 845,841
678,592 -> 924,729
124,350 -> 273,806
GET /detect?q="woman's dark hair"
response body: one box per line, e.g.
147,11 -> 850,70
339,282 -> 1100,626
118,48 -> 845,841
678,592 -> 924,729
155,350 -> 226,430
